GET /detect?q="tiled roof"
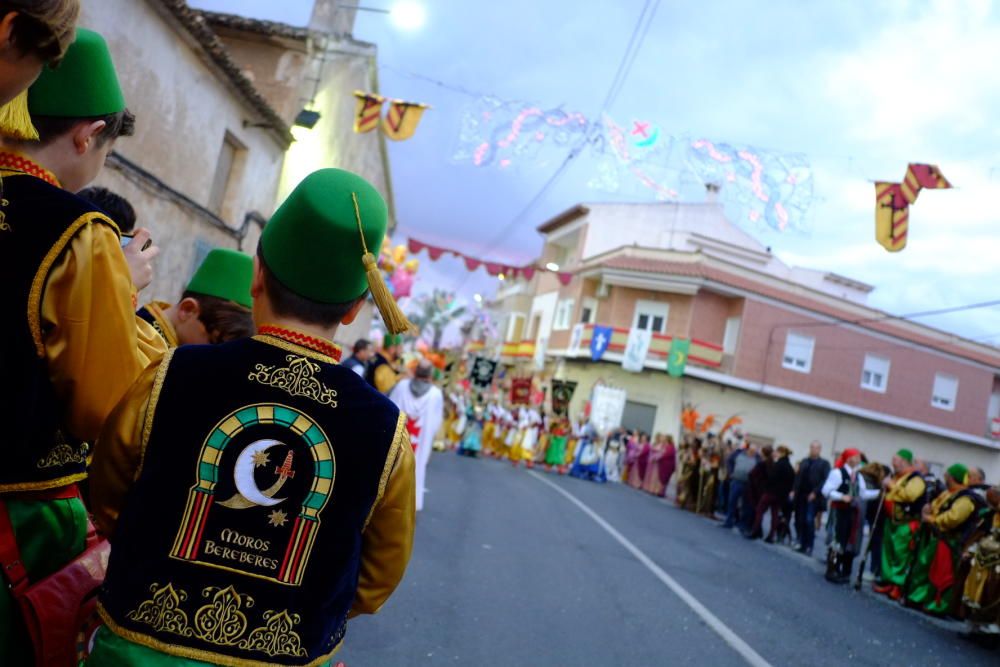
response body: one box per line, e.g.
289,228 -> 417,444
197,10 -> 310,41
596,254 -> 1000,368
155,1 -> 293,145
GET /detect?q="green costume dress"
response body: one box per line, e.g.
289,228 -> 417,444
905,488 -> 978,615
879,471 -> 926,589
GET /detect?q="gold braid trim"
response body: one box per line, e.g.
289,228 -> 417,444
97,603 -> 344,667
252,334 -> 338,366
143,302 -> 179,347
363,410 -> 406,531
28,211 -> 120,356
0,471 -> 86,493
136,348 -> 175,479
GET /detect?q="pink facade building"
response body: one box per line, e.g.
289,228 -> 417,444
491,198 -> 1000,477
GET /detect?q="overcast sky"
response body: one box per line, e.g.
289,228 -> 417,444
189,0 -> 1000,343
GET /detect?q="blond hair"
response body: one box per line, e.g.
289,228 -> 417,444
3,0 -> 79,61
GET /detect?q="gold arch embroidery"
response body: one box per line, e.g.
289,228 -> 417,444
248,355 -> 337,407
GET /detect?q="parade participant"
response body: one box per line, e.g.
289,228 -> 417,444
650,435 -> 677,498
390,359 -> 443,512
697,439 -> 722,517
629,432 -> 652,490
137,248 -> 255,347
450,390 -> 468,448
962,486 -> 1000,640
544,418 -> 569,472
0,28 -> 166,663
821,448 -> 880,584
569,422 -> 604,482
367,332 -> 403,394
342,338 -> 373,377
458,403 -> 484,457
792,441 -> 831,555
873,449 -> 926,600
0,0 -> 78,137
905,463 -> 980,616
601,428 -> 624,483
78,186 -> 135,233
721,443 -> 756,530
743,445 -> 773,534
88,168 -> 416,665
749,445 -> 795,543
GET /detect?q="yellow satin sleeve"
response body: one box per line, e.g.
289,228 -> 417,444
374,363 -> 400,394
887,474 -> 925,504
351,428 -> 416,616
41,222 -> 167,442
934,495 -> 976,532
89,356 -> 163,538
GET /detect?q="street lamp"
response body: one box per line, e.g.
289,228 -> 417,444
545,262 -> 560,271
342,2 -> 427,31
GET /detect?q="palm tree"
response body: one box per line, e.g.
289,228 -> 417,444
407,289 -> 467,350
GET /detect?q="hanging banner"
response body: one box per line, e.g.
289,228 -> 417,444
383,99 -> 430,141
469,356 -> 498,390
590,325 -> 613,361
510,377 -> 532,405
667,338 -> 691,377
568,323 -> 585,356
551,379 -> 577,417
590,384 -> 627,434
621,327 -> 652,372
407,237 -> 573,284
352,91 -> 385,133
874,163 -> 951,252
533,335 -> 548,371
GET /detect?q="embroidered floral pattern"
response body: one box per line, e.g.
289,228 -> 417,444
36,435 -> 88,469
127,583 -> 192,636
238,609 -> 308,658
126,582 -> 310,658
193,586 -> 253,646
248,355 -> 338,407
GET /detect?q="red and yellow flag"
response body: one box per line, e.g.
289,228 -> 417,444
874,164 -> 951,252
352,91 -> 384,133
382,99 -> 429,141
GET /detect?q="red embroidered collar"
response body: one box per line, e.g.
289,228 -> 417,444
257,325 -> 342,362
0,151 -> 60,187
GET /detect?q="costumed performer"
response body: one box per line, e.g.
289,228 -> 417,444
873,449 -> 926,601
0,27 -> 167,662
906,463 -> 981,615
962,486 -> 1000,639
390,359 -> 444,512
88,168 -> 416,665
137,248 -> 255,347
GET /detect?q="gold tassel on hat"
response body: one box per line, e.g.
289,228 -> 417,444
352,192 -> 416,335
0,90 -> 38,141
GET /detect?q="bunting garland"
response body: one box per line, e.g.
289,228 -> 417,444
407,237 -> 573,285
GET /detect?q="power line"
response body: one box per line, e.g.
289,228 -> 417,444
453,0 -> 662,274
778,298 -> 1000,332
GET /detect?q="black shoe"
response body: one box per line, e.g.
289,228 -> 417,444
764,536 -> 776,544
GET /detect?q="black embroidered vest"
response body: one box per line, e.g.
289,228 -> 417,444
0,171 -> 118,491
99,336 -> 404,666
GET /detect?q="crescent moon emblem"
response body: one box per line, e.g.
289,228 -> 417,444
218,439 -> 289,509
634,127 -> 660,148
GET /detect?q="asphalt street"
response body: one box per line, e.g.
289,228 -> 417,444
337,453 -> 998,666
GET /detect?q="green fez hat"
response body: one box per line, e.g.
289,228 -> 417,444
29,29 -> 126,118
896,448 -> 914,464
261,169 -> 415,334
946,463 -> 969,484
384,333 -> 403,348
186,248 -> 253,309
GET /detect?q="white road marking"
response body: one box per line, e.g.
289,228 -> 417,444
528,471 -> 774,667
